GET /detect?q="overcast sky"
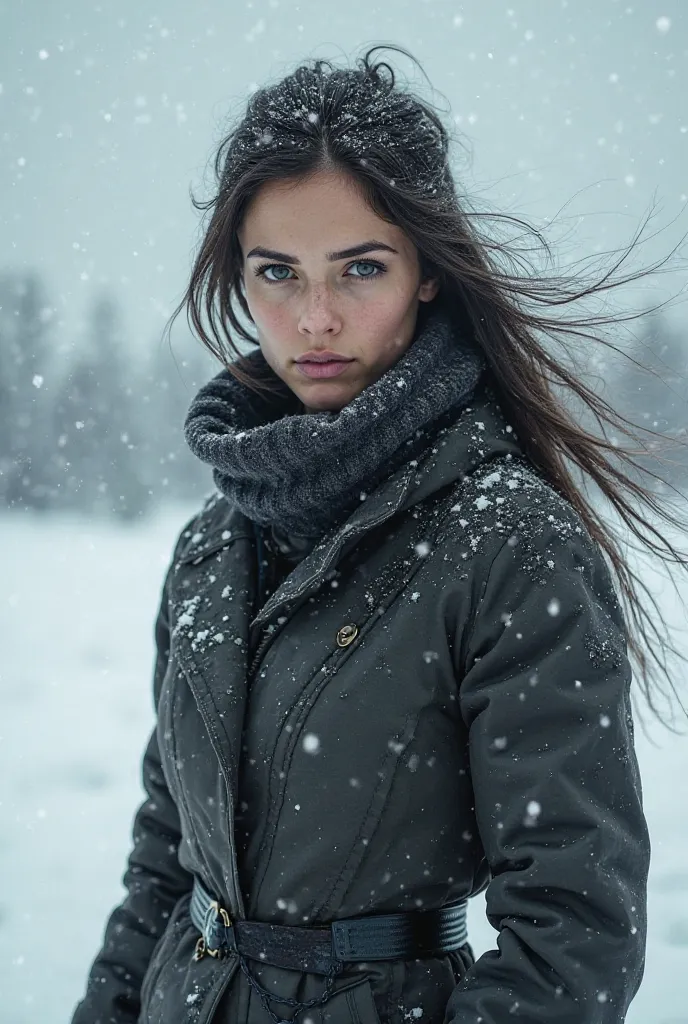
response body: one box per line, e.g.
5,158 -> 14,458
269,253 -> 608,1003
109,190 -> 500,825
1,0 -> 687,359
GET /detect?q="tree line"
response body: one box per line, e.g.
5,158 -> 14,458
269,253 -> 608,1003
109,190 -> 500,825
0,269 -> 215,519
1,267 -> 686,521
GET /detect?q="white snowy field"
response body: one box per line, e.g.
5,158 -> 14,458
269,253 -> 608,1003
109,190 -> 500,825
1,505 -> 687,1024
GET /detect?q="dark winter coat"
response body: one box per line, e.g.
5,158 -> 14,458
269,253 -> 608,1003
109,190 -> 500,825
71,375 -> 650,1024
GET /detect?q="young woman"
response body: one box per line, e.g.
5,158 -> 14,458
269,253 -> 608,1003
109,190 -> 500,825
72,46 -> 688,1024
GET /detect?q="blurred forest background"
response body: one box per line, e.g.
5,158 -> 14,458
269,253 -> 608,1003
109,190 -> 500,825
0,269 -> 215,518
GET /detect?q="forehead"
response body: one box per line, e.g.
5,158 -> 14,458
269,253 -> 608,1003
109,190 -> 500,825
239,170 -> 407,250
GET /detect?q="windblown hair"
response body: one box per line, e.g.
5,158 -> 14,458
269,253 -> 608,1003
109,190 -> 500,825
164,44 -> 688,728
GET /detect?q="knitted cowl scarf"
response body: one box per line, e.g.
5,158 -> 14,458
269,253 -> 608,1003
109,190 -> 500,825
183,299 -> 487,542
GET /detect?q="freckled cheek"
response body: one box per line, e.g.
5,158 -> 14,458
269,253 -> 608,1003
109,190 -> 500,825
248,298 -> 292,342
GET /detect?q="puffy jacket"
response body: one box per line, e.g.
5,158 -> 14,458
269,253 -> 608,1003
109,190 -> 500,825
71,374 -> 650,1023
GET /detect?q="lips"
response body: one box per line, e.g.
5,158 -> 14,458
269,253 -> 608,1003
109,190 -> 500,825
296,359 -> 353,380
295,353 -> 354,380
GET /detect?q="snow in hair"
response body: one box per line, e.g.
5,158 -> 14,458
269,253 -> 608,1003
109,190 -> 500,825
219,61 -> 453,203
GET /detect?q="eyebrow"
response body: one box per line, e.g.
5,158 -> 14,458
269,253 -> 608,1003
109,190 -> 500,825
245,240 -> 399,263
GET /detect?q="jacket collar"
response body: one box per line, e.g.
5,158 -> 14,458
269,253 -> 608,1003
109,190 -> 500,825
177,376 -> 523,626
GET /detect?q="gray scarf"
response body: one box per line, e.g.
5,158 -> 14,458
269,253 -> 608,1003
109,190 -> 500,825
184,299 -> 486,539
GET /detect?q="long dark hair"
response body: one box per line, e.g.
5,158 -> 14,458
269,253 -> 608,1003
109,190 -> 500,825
164,44 -> 688,729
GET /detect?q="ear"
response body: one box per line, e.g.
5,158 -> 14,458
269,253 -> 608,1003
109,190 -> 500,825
418,276 -> 440,302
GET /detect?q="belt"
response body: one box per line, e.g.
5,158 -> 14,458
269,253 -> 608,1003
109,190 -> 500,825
190,876 -> 469,1024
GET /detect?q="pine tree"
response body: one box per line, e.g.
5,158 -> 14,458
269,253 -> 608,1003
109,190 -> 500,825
50,292 -> 150,519
615,309 -> 688,489
0,270 -> 56,509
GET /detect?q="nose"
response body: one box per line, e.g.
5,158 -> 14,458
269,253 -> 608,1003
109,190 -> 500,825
297,286 -> 342,339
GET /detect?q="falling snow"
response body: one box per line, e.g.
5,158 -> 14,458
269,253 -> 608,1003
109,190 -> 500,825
302,732 -> 320,753
524,800 -> 542,827
2,9 -> 687,1021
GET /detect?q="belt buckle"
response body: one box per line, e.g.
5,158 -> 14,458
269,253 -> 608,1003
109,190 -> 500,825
194,899 -> 235,961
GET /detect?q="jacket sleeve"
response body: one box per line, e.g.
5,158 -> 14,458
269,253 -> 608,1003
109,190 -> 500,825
445,515 -> 651,1023
70,524 -> 196,1024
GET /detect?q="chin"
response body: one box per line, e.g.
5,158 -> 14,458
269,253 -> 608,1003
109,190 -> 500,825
298,382 -> 359,413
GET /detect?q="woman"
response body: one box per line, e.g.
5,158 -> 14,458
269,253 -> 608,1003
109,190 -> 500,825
71,45 -> 688,1024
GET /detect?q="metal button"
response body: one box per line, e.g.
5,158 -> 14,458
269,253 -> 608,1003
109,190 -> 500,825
336,623 -> 359,648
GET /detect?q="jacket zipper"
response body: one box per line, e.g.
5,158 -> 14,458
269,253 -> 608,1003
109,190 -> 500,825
247,629 -> 274,683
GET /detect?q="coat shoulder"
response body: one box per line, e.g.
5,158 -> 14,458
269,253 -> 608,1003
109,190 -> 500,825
168,490 -> 242,568
437,453 -> 607,589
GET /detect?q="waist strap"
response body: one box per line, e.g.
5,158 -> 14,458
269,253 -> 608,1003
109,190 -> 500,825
190,875 -> 469,975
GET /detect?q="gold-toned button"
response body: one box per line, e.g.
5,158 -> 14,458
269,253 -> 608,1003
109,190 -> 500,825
336,623 -> 359,648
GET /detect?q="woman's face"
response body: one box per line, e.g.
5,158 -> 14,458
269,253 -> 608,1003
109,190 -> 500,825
237,168 -> 439,413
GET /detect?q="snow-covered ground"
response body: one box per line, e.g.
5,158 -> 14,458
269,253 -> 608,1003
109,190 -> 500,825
1,506 -> 687,1024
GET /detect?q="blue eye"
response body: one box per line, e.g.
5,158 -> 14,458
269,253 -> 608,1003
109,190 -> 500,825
255,264 -> 292,282
347,261 -> 385,279
253,260 -> 387,283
